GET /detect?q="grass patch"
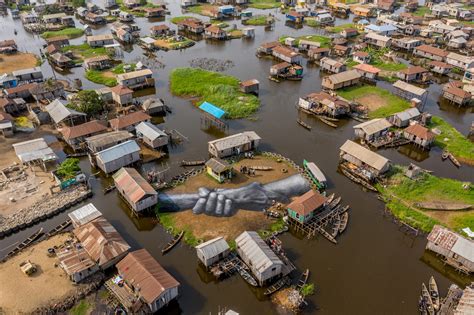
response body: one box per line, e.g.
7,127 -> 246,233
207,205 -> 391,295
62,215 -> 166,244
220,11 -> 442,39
258,217 -> 286,238
170,67 -> 260,119
244,16 -> 268,26
70,300 -> 92,315
111,63 -> 136,74
61,43 -> 107,59
304,18 -> 320,28
85,70 -> 117,87
363,47 -> 407,71
337,85 -> 411,118
429,116 -> 474,164
279,35 -> 331,48
248,0 -> 280,9
41,27 -> 84,39
326,23 -> 356,33
412,6 -> 430,16
156,211 -> 201,246
301,283 -> 315,296
377,166 -> 474,233
170,16 -> 194,24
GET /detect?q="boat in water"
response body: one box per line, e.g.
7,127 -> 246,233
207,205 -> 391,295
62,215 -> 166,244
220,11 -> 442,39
429,276 -> 440,311
303,160 -> 327,189
421,283 -> 435,315
162,230 -> 184,254
339,212 -> 349,233
297,119 -> 312,130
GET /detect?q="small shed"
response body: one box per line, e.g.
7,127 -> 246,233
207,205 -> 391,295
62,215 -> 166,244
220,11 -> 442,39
393,80 -> 428,106
208,131 -> 261,158
403,123 -> 435,149
339,140 -> 391,178
199,101 -> 227,130
113,167 -> 158,213
286,190 -> 327,224
353,118 -> 392,142
45,99 -> 87,127
322,70 -> 361,90
195,237 -> 230,268
142,98 -> 165,115
135,121 -> 169,149
388,108 -> 421,128
239,79 -> 259,94
68,203 -> 103,228
205,158 -> 232,183
12,138 -> 58,169
443,86 -> 471,106
95,140 -> 141,174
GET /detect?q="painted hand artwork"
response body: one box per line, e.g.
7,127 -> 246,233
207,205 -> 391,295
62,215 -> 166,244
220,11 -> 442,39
157,174 -> 310,217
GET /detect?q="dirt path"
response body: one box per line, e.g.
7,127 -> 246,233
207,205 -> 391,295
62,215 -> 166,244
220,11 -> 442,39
0,52 -> 38,73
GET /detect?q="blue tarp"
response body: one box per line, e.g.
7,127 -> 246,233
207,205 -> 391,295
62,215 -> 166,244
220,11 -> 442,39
199,102 -> 226,119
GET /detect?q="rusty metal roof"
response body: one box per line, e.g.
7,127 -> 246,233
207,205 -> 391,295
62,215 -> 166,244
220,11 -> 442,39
116,249 -> 180,304
113,167 -> 157,204
287,190 -> 327,216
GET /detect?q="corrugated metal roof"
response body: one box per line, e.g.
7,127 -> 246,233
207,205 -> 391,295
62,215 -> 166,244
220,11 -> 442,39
354,118 -> 392,136
199,101 -> 226,119
393,108 -> 420,121
455,285 -> 474,314
45,99 -> 86,124
393,80 -> 427,97
96,140 -> 140,164
12,138 -> 58,163
68,203 -> 102,227
86,130 -> 133,149
305,162 -> 327,184
205,158 -> 231,173
340,140 -> 389,171
287,190 -> 327,216
73,216 -> 130,268
116,249 -> 180,304
117,69 -> 153,81
235,231 -> 283,274
326,70 -> 361,85
12,67 -> 42,77
135,121 -> 167,141
195,236 -> 229,260
209,131 -> 261,151
428,225 -> 474,263
113,167 -> 157,204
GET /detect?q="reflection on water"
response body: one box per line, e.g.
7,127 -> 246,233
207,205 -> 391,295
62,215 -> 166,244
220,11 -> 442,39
397,144 -> 430,162
420,250 -> 473,288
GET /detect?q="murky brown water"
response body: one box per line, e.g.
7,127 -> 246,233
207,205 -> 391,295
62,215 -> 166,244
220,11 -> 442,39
0,2 -> 473,314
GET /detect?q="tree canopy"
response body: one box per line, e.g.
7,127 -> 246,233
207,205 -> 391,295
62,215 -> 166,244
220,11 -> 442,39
68,90 -> 105,116
56,158 -> 81,180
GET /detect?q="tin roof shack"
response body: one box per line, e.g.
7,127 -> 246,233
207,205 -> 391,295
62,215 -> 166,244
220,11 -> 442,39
365,23 -> 398,36
141,98 -> 165,115
353,118 -> 392,142
45,99 -> 86,127
428,60 -> 453,75
12,67 -> 43,82
150,25 -> 172,37
339,140 -> 391,180
42,12 -> 67,24
204,25 -> 227,40
392,80 -> 428,106
240,79 -> 259,94
109,111 -> 151,132
83,55 -> 112,71
135,121 -> 168,150
388,108 -> 421,128
0,39 -> 17,53
286,190 -> 327,224
68,203 -> 103,228
352,51 -> 370,64
397,66 -> 431,83
95,140 -> 141,174
0,112 -> 14,137
298,91 -> 350,117
4,83 -> 37,100
443,85 -> 472,106
61,120 -> 107,151
446,52 -> 474,71
208,131 -> 261,158
352,6 -> 375,18
269,62 -> 303,79
403,123 -> 435,149
85,12 -> 106,24
86,130 -> 134,154
113,249 -> 180,313
57,243 -> 99,283
45,36 -> 70,48
13,138 -> 58,169
364,33 -> 392,48
332,44 -> 350,57
31,80 -> 65,102
413,45 -> 448,62
341,28 -> 358,38
177,18 -> 205,34
286,11 -> 304,24
74,216 -> 131,270
320,57 -> 346,73
426,225 -> 474,274
113,167 -> 158,213
195,237 -> 230,268
144,7 -> 166,18
257,41 -> 281,55
392,38 -> 423,52
110,85 -> 134,107
87,34 -> 114,48
322,70 -> 361,90
235,231 -> 284,286
272,46 -> 303,65
298,39 -> 321,52
353,63 -> 381,81
116,69 -> 154,90
308,47 -> 330,61
205,157 -> 232,183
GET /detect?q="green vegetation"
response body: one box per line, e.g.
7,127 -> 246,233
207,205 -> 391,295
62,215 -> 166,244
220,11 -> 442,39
116,0 -> 158,17
72,0 -> 86,8
301,283 -> 315,297
61,43 -> 107,59
56,158 -> 81,180
70,300 -> 92,315
279,35 -> 331,48
170,16 -> 194,24
248,0 -> 280,9
304,18 -> 320,28
337,85 -> 411,118
377,166 -> 474,233
14,116 -> 34,128
156,210 -> 201,246
326,23 -> 356,33
412,6 -> 430,16
85,70 -> 117,87
111,63 -> 136,74
429,116 -> 474,164
364,47 -> 407,71
41,27 -> 85,39
68,90 -> 105,116
244,16 -> 268,26
258,218 -> 286,238
170,68 -> 260,119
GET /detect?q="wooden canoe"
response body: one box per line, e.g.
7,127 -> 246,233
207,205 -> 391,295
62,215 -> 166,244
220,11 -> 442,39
416,202 -> 472,211
329,196 -> 342,209
264,276 -> 290,295
249,166 -> 273,171
325,193 -> 335,206
297,119 -> 312,130
162,231 -> 184,255
181,160 -> 205,167
429,276 -> 440,311
421,283 -> 435,315
330,215 -> 341,238
46,219 -> 72,237
448,153 -> 461,168
442,150 -> 449,160
237,264 -> 258,286
3,228 -> 44,260
103,185 -> 116,194
318,116 -> 337,128
297,269 -> 310,290
339,212 -> 349,233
